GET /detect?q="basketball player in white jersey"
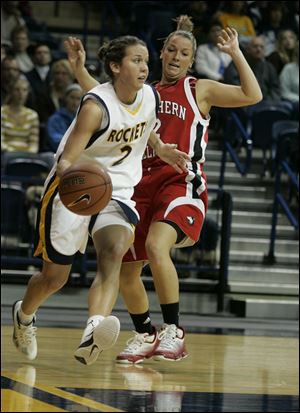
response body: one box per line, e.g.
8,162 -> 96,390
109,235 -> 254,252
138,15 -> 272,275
12,35 -> 190,366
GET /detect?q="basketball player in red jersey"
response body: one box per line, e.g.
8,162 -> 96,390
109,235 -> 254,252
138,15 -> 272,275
65,16 -> 262,363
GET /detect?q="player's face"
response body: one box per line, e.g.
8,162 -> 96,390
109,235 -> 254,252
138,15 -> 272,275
161,35 -> 194,82
117,45 -> 149,91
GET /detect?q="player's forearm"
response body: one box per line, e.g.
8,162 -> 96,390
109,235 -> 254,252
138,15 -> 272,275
75,66 -> 99,92
231,49 -> 262,103
148,131 -> 163,153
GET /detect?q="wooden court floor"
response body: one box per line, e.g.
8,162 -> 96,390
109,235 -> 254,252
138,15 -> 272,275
1,325 -> 299,412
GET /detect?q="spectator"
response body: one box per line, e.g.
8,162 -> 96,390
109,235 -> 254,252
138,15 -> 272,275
1,41 -> 13,62
1,56 -> 21,103
1,77 -> 39,153
247,1 -> 269,30
179,1 -> 213,44
29,57 -> 75,151
46,83 -> 83,152
224,36 -> 281,102
267,30 -> 298,75
26,43 -> 52,101
216,1 -> 256,47
280,47 -> 299,120
1,1 -> 26,45
284,1 -> 299,35
10,24 -> 34,73
194,21 -> 232,81
258,2 -> 288,56
48,59 -> 75,112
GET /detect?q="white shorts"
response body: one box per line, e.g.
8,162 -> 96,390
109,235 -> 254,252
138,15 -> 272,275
90,200 -> 135,238
34,176 -> 136,265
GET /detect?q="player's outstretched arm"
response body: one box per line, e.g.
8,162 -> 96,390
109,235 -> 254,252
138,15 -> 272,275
197,27 -> 262,112
64,36 -> 99,92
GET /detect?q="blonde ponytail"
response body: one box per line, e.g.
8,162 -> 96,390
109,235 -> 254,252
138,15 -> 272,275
163,15 -> 197,57
174,15 -> 194,33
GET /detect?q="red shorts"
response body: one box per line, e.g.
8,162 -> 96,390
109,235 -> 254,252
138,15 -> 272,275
123,164 -> 208,262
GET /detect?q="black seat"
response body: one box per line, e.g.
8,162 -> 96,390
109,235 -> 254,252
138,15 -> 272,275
272,120 -> 299,172
250,103 -> 291,175
4,157 -> 50,179
1,183 -> 26,247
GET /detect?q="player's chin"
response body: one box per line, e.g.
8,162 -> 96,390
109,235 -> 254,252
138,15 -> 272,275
137,77 -> 146,85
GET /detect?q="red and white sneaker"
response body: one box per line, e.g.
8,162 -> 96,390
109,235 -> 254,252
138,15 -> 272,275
116,328 -> 159,364
153,324 -> 188,361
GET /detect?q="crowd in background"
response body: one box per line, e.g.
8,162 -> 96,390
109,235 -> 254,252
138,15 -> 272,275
1,0 -> 298,270
1,1 -> 299,154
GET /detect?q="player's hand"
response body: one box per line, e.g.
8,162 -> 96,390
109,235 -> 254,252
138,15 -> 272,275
217,27 -> 239,55
64,36 -> 86,73
156,143 -> 190,174
56,159 -> 72,178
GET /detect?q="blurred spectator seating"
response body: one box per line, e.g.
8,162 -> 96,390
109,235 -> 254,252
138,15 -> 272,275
194,21 -> 232,81
272,120 -> 299,175
1,182 -> 26,248
267,29 -> 298,75
249,101 -> 292,175
215,1 -> 256,47
25,43 -> 52,123
257,2 -> 291,56
224,36 -> 281,102
10,24 -> 34,73
1,77 -> 39,153
46,83 -> 83,152
279,47 -> 299,121
1,1 -> 26,45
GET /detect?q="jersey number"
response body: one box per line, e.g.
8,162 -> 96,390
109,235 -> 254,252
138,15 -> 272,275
112,145 -> 132,166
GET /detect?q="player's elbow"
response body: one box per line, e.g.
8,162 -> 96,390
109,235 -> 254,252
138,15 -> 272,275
252,89 -> 263,104
245,89 -> 263,106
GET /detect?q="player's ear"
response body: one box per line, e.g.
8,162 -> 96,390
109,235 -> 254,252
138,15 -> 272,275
110,62 -> 120,75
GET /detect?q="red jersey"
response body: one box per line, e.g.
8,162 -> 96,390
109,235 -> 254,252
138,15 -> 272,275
143,76 -> 210,174
123,77 -> 210,262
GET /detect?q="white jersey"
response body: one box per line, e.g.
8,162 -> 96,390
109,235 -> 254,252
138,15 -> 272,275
48,82 -> 158,214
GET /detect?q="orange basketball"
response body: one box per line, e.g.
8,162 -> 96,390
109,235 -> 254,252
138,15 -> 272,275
58,162 -> 112,216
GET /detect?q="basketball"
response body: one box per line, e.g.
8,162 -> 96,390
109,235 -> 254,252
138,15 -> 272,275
58,162 -> 112,216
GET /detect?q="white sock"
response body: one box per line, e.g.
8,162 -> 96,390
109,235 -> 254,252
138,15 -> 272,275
18,307 -> 35,326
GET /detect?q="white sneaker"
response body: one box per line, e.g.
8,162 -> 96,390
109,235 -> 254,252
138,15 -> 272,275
153,324 -> 188,361
74,316 -> 120,365
12,301 -> 37,360
116,328 -> 159,364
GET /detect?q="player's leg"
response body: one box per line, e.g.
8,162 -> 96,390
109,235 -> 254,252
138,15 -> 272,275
12,185 -> 84,361
13,261 -> 72,360
116,262 -> 159,364
74,202 -> 134,365
145,221 -> 188,361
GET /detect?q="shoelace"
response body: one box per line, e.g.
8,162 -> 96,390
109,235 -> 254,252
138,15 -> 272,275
157,325 -> 178,350
18,324 -> 37,345
123,331 -> 149,353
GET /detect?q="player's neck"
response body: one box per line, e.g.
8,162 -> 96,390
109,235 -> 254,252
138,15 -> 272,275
113,82 -> 137,105
160,74 -> 182,86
